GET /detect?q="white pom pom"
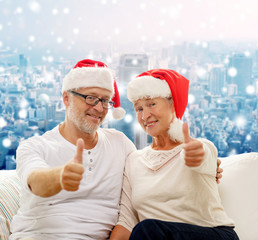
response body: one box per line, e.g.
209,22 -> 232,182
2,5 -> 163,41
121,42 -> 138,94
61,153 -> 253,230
168,118 -> 184,143
112,107 -> 126,120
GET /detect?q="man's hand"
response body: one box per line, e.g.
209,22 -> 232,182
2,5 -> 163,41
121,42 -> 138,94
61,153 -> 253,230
182,122 -> 205,167
60,138 -> 85,191
216,158 -> 223,184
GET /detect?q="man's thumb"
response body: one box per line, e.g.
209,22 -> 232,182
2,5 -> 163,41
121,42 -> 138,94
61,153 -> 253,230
182,122 -> 191,143
74,138 -> 84,164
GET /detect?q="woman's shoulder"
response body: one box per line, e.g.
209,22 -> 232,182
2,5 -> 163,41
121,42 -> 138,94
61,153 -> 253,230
127,146 -> 150,160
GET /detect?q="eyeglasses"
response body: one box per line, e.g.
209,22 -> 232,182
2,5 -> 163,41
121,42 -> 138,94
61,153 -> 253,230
69,91 -> 114,109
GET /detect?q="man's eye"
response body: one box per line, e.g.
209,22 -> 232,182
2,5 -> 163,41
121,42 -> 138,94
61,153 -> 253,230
87,96 -> 95,100
136,108 -> 143,112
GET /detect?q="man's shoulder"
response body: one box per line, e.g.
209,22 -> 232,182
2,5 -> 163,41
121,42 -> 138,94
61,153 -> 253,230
99,127 -> 135,150
99,127 -> 126,138
20,126 -> 59,146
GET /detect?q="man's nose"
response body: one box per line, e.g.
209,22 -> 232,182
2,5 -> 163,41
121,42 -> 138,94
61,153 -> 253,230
93,101 -> 104,112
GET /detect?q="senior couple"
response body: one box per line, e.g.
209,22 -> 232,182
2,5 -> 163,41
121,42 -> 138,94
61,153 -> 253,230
10,59 -> 239,240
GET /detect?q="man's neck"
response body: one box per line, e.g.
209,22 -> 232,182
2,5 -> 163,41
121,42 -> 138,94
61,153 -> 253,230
59,122 -> 99,150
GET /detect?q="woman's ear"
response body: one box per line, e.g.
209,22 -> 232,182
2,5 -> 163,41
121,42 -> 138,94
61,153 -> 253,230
169,99 -> 175,113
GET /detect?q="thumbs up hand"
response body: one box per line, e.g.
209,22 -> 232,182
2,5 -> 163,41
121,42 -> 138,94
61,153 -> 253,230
182,122 -> 205,167
60,138 -> 85,191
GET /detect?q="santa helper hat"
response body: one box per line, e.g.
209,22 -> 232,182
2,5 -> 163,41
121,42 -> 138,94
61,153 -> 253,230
62,59 -> 125,120
127,69 -> 189,142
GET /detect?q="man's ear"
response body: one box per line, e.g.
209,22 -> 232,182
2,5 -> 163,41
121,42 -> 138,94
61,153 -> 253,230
63,91 -> 70,107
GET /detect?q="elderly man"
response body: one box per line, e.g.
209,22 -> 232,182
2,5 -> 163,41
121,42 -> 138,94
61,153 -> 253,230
10,59 -> 136,240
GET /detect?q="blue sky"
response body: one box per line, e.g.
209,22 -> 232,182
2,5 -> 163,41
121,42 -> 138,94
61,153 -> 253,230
1,0 -> 258,63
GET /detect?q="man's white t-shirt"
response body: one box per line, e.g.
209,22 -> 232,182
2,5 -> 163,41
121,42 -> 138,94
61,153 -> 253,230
10,125 -> 136,240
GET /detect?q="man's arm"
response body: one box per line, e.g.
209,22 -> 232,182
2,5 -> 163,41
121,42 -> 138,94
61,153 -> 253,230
27,138 -> 85,197
110,225 -> 131,240
27,167 -> 63,197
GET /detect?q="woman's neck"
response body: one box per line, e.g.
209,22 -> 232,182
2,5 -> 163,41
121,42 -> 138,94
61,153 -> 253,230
151,135 -> 181,150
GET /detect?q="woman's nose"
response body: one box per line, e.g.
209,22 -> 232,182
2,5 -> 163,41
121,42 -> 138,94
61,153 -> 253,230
141,109 -> 151,120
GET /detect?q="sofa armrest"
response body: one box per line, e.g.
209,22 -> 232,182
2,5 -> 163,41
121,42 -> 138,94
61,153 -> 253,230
219,152 -> 258,240
0,170 -> 21,240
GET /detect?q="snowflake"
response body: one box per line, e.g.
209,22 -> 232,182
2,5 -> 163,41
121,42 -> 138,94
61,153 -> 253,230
0,117 -> 7,128
18,109 -> 27,119
235,116 -> 246,128
29,1 -> 41,12
188,94 -> 195,104
124,114 -> 133,123
29,35 -> 35,42
227,67 -> 237,77
52,9 -> 58,15
14,7 -> 23,14
246,85 -> 255,95
56,37 -> 63,44
244,51 -> 250,57
48,56 -> 54,62
73,28 -> 79,35
196,67 -> 207,79
63,8 -> 70,14
3,138 -> 11,148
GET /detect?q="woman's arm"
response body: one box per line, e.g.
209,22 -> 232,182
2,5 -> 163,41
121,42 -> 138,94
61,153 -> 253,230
110,225 -> 131,240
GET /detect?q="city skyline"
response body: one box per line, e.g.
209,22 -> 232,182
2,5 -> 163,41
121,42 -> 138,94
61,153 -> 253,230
0,1 -> 257,169
0,41 -> 257,170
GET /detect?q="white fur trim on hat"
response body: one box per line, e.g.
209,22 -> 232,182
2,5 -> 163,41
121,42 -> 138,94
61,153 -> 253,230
127,76 -> 171,102
168,117 -> 184,143
62,67 -> 114,94
112,107 -> 126,120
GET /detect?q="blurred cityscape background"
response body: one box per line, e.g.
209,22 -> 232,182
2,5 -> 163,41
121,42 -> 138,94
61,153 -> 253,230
0,0 -> 258,169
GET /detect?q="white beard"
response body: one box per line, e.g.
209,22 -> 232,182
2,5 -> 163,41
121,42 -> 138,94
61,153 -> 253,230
167,117 -> 184,143
67,100 -> 103,134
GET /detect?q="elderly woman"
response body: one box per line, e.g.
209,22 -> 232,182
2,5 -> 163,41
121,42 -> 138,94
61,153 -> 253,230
110,69 -> 239,240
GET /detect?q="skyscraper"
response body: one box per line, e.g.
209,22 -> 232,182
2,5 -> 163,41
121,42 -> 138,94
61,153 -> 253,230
226,54 -> 253,96
112,54 -> 149,148
19,54 -> 28,76
209,65 -> 225,95
118,54 -> 149,83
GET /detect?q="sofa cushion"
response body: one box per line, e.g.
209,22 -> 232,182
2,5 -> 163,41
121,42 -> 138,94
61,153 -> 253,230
219,152 -> 258,240
0,170 -> 21,240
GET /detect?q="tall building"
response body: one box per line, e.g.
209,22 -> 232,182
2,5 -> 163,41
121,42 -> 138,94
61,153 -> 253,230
118,54 -> 149,83
226,54 -> 253,96
113,54 -> 149,148
19,54 -> 28,76
209,65 -> 225,95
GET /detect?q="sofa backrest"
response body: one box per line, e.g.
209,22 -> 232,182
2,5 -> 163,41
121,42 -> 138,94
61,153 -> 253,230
219,152 -> 258,240
0,170 -> 21,240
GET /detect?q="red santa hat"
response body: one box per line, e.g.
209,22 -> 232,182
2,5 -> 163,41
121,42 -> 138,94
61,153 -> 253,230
127,69 -> 189,142
62,59 -> 125,120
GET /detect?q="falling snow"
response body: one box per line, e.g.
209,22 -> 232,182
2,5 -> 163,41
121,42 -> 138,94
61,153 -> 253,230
0,0 -> 257,166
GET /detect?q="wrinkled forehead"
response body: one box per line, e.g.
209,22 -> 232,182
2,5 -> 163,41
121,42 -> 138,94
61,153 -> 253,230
133,96 -> 171,106
74,87 -> 113,98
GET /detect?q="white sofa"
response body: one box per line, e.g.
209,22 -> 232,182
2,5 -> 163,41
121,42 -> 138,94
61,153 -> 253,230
0,152 -> 257,240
